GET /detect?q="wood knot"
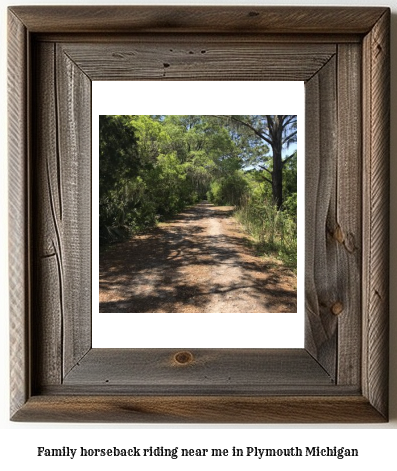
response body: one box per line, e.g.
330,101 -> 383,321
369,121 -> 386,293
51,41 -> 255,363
331,302 -> 344,316
333,225 -> 344,244
344,232 -> 357,253
332,226 -> 357,252
174,351 -> 194,365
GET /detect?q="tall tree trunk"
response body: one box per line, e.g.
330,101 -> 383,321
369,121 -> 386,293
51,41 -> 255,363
271,142 -> 283,210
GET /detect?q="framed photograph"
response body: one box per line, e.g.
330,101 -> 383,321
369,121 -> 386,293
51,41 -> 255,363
8,6 -> 390,423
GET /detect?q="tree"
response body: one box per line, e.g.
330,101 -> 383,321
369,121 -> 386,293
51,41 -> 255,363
98,114 -> 297,254
226,115 -> 297,209
99,115 -> 141,227
155,115 -> 244,200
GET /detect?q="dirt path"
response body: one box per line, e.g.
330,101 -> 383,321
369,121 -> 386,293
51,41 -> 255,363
99,202 -> 297,313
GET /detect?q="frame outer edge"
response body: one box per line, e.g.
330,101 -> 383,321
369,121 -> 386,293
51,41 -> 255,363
7,6 -> 388,34
8,10 -> 30,418
7,5 -> 391,423
362,9 -> 390,419
11,395 -> 386,423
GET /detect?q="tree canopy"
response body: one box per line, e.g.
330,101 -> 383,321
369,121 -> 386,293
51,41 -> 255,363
222,115 -> 297,209
99,115 -> 297,264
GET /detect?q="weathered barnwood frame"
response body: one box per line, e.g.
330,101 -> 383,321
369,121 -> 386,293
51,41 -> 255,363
8,6 -> 390,422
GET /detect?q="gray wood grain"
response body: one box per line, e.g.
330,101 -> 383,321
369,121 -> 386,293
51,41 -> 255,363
11,395 -> 386,424
9,6 -> 387,34
336,44 -> 362,386
362,9 -> 390,419
63,348 -> 333,389
8,10 -> 29,418
33,42 -> 92,385
33,42 -> 63,387
56,45 -> 92,377
304,56 -> 338,378
35,33 -> 363,45
60,43 -> 336,82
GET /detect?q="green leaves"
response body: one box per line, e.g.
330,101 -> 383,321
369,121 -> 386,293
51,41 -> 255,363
99,115 -> 297,252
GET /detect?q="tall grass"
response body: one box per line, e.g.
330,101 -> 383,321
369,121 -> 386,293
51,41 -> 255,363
234,194 -> 297,269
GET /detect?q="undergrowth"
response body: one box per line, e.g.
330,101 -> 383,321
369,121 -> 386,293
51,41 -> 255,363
233,195 -> 297,271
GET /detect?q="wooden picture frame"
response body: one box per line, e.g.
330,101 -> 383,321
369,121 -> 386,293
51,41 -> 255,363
8,6 -> 390,423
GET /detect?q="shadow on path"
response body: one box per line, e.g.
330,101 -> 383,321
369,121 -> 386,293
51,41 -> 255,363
99,202 -> 296,313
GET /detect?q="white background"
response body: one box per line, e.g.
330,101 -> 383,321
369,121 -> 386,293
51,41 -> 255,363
1,0 -> 396,469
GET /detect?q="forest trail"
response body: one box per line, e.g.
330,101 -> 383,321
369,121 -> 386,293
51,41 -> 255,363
99,202 -> 297,313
